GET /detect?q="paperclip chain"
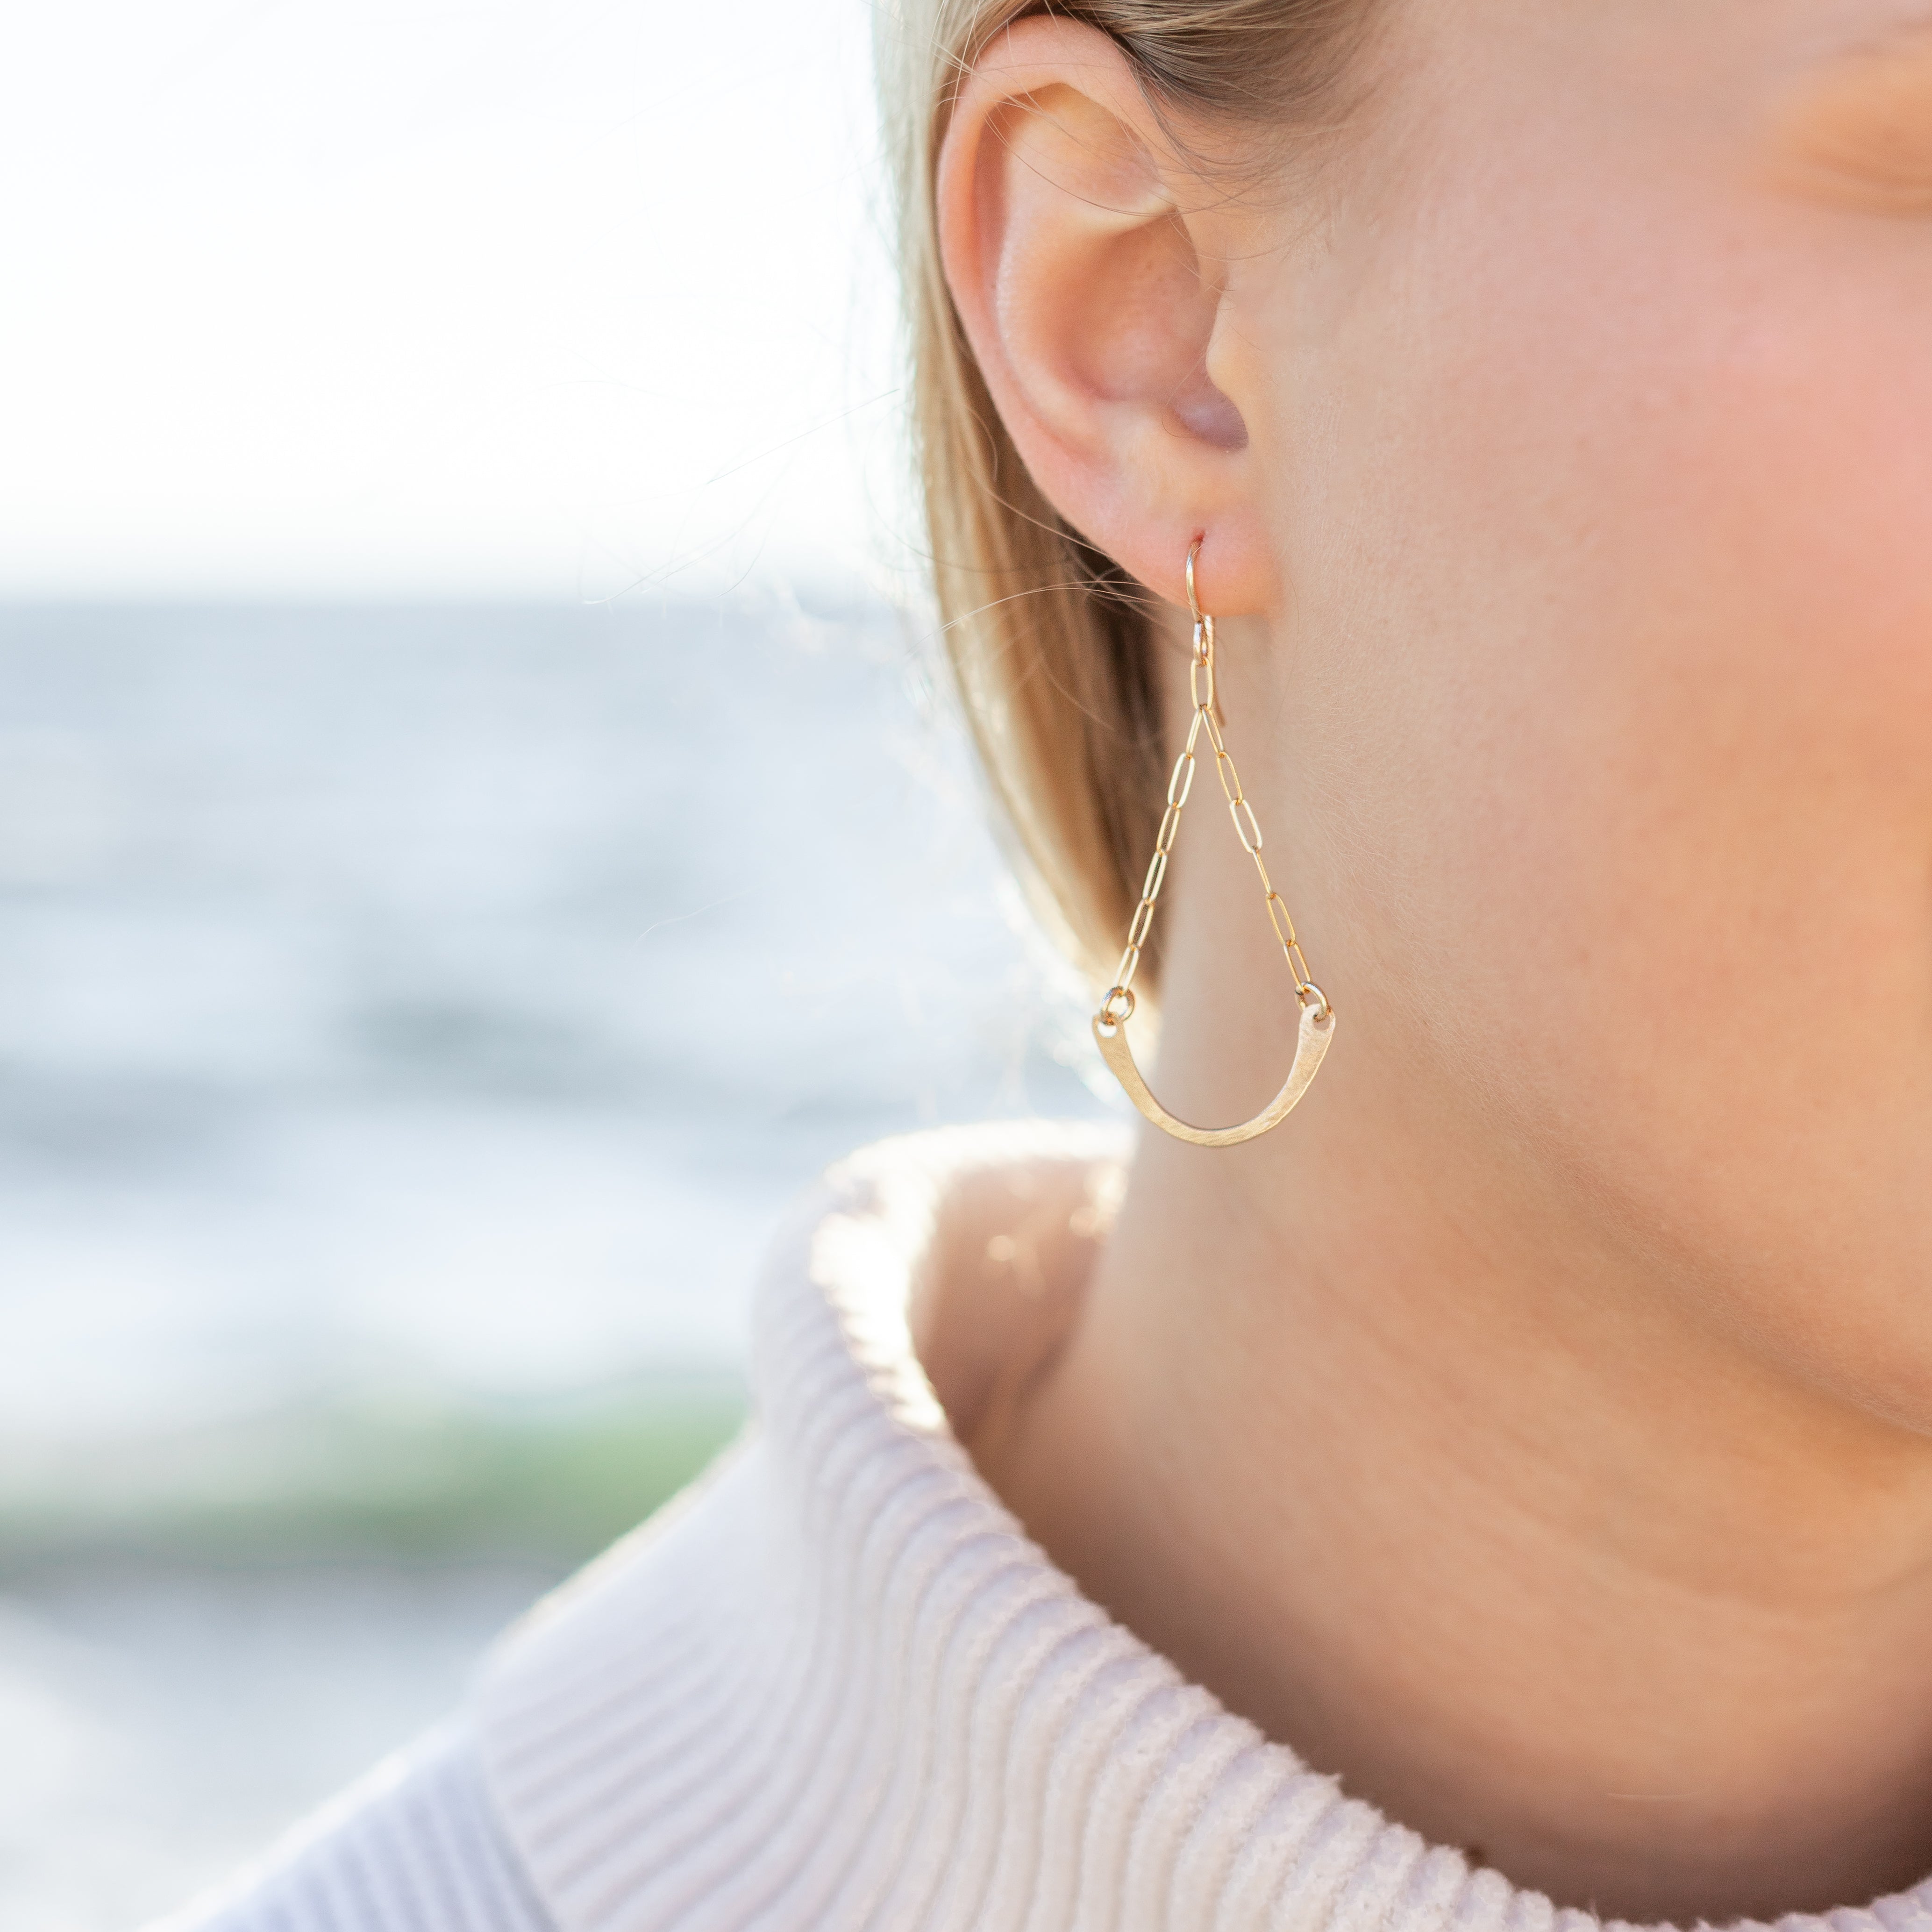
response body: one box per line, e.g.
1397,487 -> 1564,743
1098,556 -> 1327,1029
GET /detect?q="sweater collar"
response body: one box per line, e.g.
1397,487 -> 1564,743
474,1122 -> 1931,1932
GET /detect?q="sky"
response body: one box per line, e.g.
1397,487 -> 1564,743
0,1 -> 908,600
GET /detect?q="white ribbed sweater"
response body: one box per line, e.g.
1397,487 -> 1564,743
161,1123 -> 1932,1932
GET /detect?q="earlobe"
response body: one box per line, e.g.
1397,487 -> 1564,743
935,18 -> 1276,614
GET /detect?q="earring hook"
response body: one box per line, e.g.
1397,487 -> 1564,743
1185,535 -> 1205,625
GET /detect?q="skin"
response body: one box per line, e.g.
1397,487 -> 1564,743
932,2 -> 1932,1919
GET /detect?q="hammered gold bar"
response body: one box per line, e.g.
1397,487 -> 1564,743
1092,998 -> 1334,1148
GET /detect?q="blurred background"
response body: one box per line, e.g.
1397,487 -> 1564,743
0,6 -> 1107,1925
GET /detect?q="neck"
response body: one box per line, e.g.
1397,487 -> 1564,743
973,990 -> 1932,1920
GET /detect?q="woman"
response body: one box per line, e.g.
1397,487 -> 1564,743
162,1 -> 1932,1925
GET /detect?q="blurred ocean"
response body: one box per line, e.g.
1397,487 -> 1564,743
0,599 -> 1106,1928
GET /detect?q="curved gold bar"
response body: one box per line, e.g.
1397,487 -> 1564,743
1092,998 -> 1334,1148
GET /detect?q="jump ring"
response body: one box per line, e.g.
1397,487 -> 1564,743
1099,984 -> 1137,1028
1297,982 -> 1333,1021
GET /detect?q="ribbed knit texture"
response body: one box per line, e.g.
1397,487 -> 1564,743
155,1725 -> 551,1932
164,1123 -> 1932,1932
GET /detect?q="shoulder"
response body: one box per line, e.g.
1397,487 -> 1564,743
146,1724 -> 551,1932
145,1438 -> 767,1932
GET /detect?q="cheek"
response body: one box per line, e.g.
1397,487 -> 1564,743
1270,156 -> 1932,1352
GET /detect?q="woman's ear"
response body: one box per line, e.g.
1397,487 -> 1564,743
936,16 -> 1275,614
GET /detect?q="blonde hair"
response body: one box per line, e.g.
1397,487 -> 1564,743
878,1 -> 1371,995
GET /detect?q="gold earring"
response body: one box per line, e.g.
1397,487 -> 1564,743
1091,538 -> 1335,1147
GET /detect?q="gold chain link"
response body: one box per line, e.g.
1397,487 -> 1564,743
1099,565 -> 1327,1028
